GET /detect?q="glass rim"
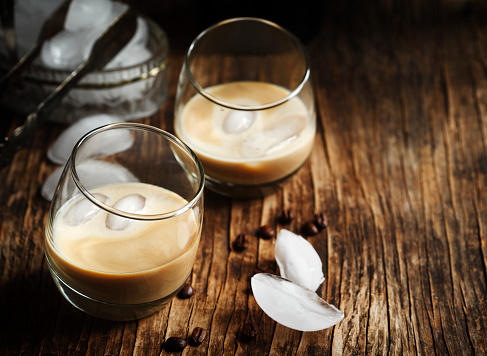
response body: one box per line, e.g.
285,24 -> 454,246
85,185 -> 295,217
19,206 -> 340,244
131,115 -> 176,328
69,122 -> 205,221
184,17 -> 311,111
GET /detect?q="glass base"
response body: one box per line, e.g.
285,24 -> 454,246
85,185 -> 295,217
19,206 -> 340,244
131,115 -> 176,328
204,175 -> 289,199
48,268 -> 182,322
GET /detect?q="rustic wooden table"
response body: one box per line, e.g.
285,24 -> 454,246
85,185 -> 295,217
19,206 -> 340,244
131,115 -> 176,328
1,1 -> 487,355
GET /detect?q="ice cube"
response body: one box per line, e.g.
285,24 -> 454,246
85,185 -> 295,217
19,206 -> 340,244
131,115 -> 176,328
64,0 -> 114,32
239,113 -> 307,158
77,160 -> 139,190
222,110 -> 256,134
64,193 -> 109,226
239,133 -> 273,158
251,273 -> 344,332
84,126 -> 134,160
105,17 -> 149,68
128,16 -> 149,48
105,43 -> 152,69
39,1 -> 129,70
275,229 -> 325,292
47,114 -> 125,165
264,113 -> 307,152
106,194 -> 146,231
41,166 -> 64,201
40,29 -> 94,69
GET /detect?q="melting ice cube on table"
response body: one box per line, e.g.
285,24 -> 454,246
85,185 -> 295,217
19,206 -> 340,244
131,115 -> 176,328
275,229 -> 325,292
251,273 -> 344,332
41,160 -> 139,201
64,193 -> 109,226
75,160 -> 139,190
47,114 -> 126,165
106,194 -> 146,231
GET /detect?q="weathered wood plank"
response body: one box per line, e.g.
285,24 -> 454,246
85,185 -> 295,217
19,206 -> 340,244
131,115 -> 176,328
1,2 -> 487,355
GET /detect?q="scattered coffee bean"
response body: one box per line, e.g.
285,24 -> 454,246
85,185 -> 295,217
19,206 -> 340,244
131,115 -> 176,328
233,233 -> 248,251
314,212 -> 328,230
302,221 -> 319,236
279,209 -> 294,224
242,321 -> 258,339
177,283 -> 194,299
257,225 -> 275,240
165,337 -> 187,352
191,327 -> 207,345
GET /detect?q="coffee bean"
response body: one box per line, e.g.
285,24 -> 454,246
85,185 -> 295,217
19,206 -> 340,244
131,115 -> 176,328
165,337 -> 187,352
302,221 -> 319,236
191,327 -> 207,345
242,321 -> 258,339
314,212 -> 328,230
279,209 -> 294,224
233,233 -> 248,251
257,225 -> 275,240
177,283 -> 194,299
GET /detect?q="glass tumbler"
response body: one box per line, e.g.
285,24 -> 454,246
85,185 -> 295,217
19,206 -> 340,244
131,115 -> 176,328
45,123 -> 204,321
174,17 -> 315,198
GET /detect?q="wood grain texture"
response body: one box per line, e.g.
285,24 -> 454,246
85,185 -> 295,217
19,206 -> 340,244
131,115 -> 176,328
1,1 -> 487,355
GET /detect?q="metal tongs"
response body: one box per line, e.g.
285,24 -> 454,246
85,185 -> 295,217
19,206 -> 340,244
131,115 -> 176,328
0,3 -> 137,169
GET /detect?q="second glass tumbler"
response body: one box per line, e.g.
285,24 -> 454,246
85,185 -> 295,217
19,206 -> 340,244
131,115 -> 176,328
175,17 -> 316,198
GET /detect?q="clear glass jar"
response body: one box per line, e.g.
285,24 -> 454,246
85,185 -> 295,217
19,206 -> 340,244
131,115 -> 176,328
1,17 -> 169,123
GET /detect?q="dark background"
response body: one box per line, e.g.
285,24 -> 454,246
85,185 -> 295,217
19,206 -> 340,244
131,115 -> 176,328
122,0 -> 483,53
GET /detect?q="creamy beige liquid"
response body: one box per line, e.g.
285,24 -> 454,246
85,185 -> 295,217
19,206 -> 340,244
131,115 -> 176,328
45,182 -> 200,305
176,81 -> 315,185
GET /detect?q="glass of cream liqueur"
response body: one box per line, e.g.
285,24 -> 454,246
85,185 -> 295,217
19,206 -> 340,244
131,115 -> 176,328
44,123 -> 205,321
175,17 -> 316,198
